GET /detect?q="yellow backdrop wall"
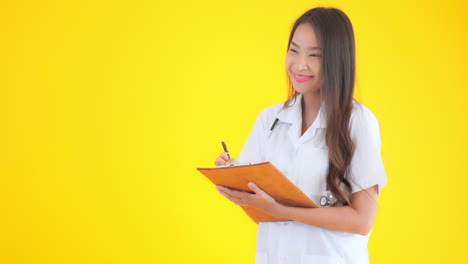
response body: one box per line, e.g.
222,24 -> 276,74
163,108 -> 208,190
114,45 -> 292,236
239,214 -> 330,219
2,0 -> 467,263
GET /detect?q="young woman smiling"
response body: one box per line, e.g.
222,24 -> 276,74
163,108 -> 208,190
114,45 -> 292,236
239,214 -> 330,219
215,7 -> 387,264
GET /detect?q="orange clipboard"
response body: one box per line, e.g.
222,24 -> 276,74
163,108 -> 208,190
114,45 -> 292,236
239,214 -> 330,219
197,162 -> 318,224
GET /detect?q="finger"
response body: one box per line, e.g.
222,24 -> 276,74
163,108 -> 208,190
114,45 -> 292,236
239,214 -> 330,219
227,158 -> 239,165
215,157 -> 226,166
219,186 -> 252,199
247,182 -> 262,194
218,190 -> 238,201
216,187 -> 243,204
220,152 -> 229,161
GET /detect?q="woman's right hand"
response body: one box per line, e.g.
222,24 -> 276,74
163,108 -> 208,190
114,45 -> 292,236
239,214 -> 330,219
214,152 -> 239,166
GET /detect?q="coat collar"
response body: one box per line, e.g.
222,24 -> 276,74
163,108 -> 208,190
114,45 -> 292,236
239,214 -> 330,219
276,93 -> 326,129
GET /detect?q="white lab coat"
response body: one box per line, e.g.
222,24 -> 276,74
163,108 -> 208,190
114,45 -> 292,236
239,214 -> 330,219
238,94 -> 388,264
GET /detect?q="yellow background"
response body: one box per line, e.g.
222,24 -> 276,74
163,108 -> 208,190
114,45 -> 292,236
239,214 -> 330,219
1,0 -> 467,263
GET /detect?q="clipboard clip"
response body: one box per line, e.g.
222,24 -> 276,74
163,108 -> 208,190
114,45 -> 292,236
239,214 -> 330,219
215,163 -> 252,168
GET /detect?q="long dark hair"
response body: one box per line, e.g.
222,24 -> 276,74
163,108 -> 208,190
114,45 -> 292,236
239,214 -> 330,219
284,7 -> 356,206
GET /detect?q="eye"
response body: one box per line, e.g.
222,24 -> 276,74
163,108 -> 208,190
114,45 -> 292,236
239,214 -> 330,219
309,54 -> 321,57
289,48 -> 298,53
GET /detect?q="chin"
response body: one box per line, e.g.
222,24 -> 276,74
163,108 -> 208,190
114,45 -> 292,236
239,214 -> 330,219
292,84 -> 312,94
292,82 -> 320,95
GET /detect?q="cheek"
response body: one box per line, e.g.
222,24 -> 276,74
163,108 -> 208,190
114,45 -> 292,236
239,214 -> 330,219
285,56 -> 293,69
313,61 -> 322,72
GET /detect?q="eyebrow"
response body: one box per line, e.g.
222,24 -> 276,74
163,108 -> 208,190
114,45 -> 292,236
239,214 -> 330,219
290,41 -> 321,50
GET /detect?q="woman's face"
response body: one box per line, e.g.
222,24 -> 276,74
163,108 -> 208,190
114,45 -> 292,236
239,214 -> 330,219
286,23 -> 322,96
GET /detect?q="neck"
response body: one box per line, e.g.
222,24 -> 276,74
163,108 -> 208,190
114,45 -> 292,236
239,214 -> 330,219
301,92 -> 322,113
299,92 -> 322,136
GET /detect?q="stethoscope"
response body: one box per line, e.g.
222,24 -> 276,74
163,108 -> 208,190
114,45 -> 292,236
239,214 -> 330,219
270,117 -> 336,207
320,188 -> 337,207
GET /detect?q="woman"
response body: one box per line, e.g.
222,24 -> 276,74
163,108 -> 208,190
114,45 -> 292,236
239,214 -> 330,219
214,7 -> 387,264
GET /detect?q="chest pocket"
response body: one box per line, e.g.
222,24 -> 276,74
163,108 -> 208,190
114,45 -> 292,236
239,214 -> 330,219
295,145 -> 329,197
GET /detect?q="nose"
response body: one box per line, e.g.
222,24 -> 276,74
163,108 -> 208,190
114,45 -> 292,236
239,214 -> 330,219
296,55 -> 309,71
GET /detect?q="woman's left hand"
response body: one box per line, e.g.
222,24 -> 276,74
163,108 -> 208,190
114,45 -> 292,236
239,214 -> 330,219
215,182 -> 281,217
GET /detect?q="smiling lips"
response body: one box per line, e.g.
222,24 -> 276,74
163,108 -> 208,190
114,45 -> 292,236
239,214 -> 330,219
293,73 -> 314,82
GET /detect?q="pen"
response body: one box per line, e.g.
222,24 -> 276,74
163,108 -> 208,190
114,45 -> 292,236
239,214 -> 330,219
221,141 -> 231,159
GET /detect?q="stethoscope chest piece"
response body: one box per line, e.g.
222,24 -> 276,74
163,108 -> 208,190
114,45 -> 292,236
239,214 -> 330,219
320,190 -> 336,207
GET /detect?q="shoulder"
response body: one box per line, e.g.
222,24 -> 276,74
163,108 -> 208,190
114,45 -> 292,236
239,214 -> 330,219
259,101 -> 284,119
349,100 -> 382,142
253,101 -> 285,129
350,100 -> 380,129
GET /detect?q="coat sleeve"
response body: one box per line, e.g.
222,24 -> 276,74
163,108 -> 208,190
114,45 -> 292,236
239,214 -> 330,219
237,109 -> 269,164
347,104 -> 388,194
